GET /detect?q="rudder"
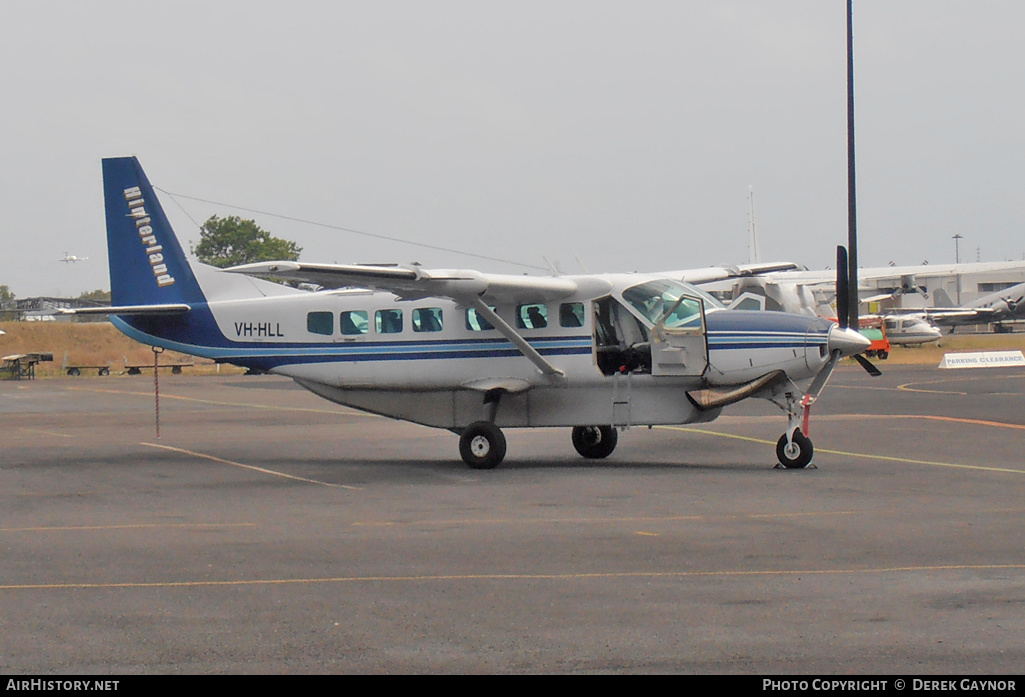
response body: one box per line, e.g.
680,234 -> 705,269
103,157 -> 205,306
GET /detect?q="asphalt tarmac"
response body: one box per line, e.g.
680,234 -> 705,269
2,364 -> 1025,674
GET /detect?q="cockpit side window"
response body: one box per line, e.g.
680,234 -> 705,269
621,280 -> 704,331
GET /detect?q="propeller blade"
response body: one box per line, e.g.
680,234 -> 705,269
836,246 -> 850,330
806,349 -> 841,404
853,353 -> 882,377
846,0 -> 860,333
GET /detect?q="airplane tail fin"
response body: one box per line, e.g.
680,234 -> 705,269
102,157 -> 206,307
932,288 -> 955,308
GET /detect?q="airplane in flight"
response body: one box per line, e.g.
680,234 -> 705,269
59,252 -> 89,263
71,156 -> 875,470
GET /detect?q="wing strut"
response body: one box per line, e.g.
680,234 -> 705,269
469,299 -> 565,379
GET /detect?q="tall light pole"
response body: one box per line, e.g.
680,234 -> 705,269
847,0 -> 859,330
952,234 -> 964,304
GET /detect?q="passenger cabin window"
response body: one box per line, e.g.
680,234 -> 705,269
340,310 -> 368,335
465,307 -> 496,331
376,309 -> 403,334
307,311 -> 334,336
559,302 -> 584,328
412,307 -> 443,333
516,303 -> 548,329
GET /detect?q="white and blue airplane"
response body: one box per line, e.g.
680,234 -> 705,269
77,156 -> 874,470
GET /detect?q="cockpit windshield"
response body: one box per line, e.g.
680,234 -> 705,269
621,279 -> 707,330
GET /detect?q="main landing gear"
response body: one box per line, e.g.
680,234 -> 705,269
458,421 -> 507,470
571,425 -> 618,459
456,422 -> 620,469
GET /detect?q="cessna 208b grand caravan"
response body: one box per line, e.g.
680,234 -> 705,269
82,157 -> 872,470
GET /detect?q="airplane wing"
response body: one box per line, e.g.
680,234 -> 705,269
224,261 -> 600,304
674,262 -> 800,285
227,261 -> 614,380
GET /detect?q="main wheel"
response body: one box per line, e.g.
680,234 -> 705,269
776,430 -> 814,469
67,368 -> 81,377
571,425 -> 619,459
459,421 -> 507,469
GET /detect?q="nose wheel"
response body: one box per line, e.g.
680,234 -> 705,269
770,391 -> 816,469
776,429 -> 813,469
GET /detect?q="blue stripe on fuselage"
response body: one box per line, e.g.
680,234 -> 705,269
705,309 -> 830,351
113,311 -> 592,371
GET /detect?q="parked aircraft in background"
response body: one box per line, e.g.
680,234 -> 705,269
879,315 -> 942,346
713,264 -> 1025,335
59,253 -> 88,263
891,282 -> 1025,333
67,157 -> 875,470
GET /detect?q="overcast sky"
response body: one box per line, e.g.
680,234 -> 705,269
2,0 -> 1023,297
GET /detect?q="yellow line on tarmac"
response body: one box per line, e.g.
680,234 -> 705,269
897,373 -> 1025,395
140,442 -> 362,490
352,510 -> 860,527
67,386 -> 367,416
3,563 -> 1023,591
18,427 -> 74,439
911,414 -> 1025,431
659,419 -> 1025,475
0,523 -> 255,533
658,425 -> 774,445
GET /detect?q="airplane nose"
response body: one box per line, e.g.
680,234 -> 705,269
827,325 -> 871,357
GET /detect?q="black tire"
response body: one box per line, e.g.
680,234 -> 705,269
171,366 -> 182,374
776,430 -> 814,469
877,350 -> 889,360
67,368 -> 81,377
459,421 -> 507,469
571,425 -> 619,459
98,367 -> 109,376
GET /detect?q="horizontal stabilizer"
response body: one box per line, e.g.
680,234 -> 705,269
60,304 -> 191,316
686,370 -> 786,411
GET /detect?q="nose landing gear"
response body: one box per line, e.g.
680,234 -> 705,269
774,391 -> 816,469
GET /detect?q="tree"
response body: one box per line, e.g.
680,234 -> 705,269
191,215 -> 302,269
0,284 -> 15,320
78,289 -> 111,303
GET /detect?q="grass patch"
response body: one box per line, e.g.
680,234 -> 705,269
1,321 -> 244,378
874,331 -> 1025,366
